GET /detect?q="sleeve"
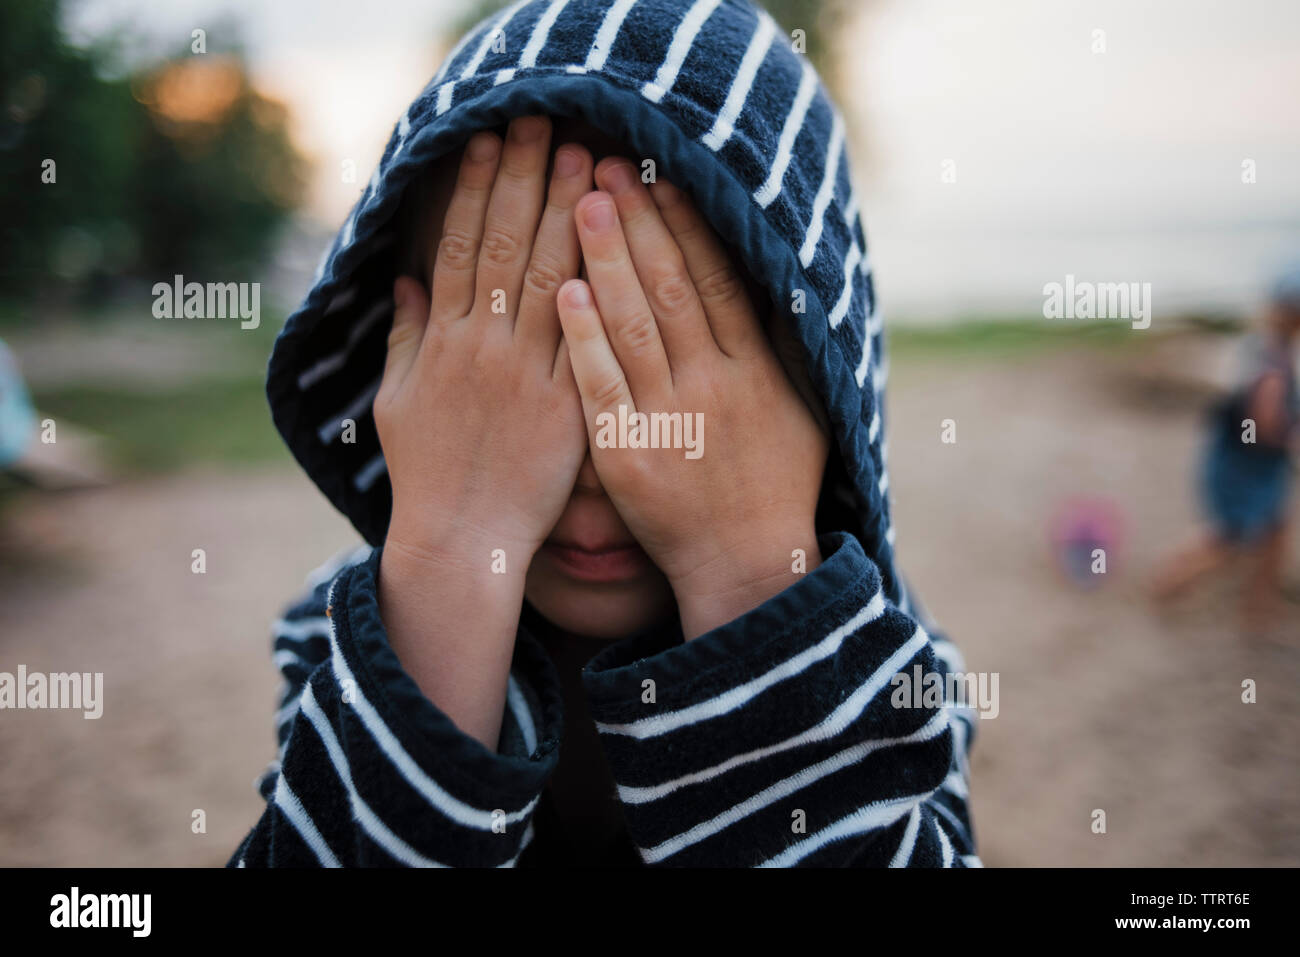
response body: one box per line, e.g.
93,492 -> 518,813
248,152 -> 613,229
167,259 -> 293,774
229,547 -> 564,868
580,531 -> 980,868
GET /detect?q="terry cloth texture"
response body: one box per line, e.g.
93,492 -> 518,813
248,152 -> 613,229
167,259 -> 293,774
240,0 -> 979,867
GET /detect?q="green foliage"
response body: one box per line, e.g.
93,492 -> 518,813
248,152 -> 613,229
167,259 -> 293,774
0,0 -> 308,296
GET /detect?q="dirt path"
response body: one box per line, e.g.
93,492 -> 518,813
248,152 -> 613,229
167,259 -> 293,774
2,339 -> 1297,866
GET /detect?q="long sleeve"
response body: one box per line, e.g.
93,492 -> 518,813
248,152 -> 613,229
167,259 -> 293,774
229,547 -> 564,867
581,531 -> 980,867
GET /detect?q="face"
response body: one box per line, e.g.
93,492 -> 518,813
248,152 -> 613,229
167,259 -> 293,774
405,116 -> 799,641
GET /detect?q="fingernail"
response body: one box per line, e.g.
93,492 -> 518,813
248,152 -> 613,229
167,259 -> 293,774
555,147 -> 581,178
564,281 -> 592,307
582,197 -> 615,231
601,161 -> 638,194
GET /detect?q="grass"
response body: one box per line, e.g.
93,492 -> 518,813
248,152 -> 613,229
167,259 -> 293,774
31,375 -> 290,473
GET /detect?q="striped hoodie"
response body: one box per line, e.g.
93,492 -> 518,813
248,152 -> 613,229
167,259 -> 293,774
235,0 -> 979,867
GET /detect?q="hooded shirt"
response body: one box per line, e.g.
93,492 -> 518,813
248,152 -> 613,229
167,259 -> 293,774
235,0 -> 978,868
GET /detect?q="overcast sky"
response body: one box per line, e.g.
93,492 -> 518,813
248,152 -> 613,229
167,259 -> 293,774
66,0 -> 1300,317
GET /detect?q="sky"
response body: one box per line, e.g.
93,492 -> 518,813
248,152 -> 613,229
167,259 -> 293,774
66,0 -> 1300,319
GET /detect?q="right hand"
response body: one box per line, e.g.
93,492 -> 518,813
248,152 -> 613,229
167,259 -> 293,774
374,116 -> 595,572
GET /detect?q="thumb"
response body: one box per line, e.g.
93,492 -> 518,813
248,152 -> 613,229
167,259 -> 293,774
383,275 -> 431,386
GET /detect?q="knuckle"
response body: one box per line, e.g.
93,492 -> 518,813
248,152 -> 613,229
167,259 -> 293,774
436,228 -> 478,270
694,262 -> 745,307
650,270 -> 694,316
615,313 -> 659,355
479,227 -> 522,267
523,256 -> 566,300
589,374 -> 626,408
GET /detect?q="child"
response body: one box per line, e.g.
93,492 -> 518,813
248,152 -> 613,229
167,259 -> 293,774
233,0 -> 977,867
1151,267 -> 1300,634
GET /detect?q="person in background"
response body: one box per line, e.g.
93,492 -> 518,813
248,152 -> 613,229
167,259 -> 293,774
1151,264 -> 1300,635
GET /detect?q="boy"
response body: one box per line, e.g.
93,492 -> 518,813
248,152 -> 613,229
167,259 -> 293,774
234,0 -> 977,867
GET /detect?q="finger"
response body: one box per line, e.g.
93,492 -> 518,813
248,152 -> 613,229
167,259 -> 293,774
381,275 -> 431,390
557,278 -> 636,429
648,179 -> 763,357
517,143 -> 593,357
431,131 -> 501,320
594,158 -> 717,368
574,191 -> 672,405
476,116 -> 552,324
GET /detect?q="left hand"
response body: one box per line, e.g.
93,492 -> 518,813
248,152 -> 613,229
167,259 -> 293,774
557,159 -> 830,638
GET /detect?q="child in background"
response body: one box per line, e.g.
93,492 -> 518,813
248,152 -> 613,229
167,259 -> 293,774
1152,265 -> 1300,635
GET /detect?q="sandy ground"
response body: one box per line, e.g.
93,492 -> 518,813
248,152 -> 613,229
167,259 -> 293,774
1,334 -> 1297,866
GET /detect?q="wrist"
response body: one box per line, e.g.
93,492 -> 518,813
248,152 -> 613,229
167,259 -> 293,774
670,526 -> 821,640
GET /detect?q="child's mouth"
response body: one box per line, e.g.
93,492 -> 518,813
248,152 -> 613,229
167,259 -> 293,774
541,540 -> 650,583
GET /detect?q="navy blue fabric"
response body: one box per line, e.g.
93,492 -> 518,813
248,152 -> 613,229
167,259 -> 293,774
266,0 -> 905,604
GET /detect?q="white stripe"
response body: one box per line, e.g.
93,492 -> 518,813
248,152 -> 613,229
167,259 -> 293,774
463,0 -> 531,79
758,792 -> 926,868
754,60 -> 817,208
273,774 -> 340,867
274,617 -> 332,641
931,798 -> 970,847
436,81 -> 455,115
299,683 -> 451,867
585,0 -> 637,71
493,68 -> 516,85
961,854 -> 984,867
702,12 -> 775,151
339,207 -> 358,250
642,0 -> 721,103
324,581 -> 537,829
829,243 -> 862,329
941,768 -> 969,801
506,675 -> 538,755
889,805 -> 922,867
597,591 -> 887,739
430,18 -> 484,87
297,299 -> 393,391
273,649 -> 304,672
642,709 -> 949,863
275,696 -> 300,729
304,544 -> 373,589
353,453 -> 387,492
798,112 -> 845,267
317,375 -> 381,444
935,818 -> 954,867
617,627 -> 933,804
519,0 -> 569,69
867,409 -> 880,442
854,324 -> 873,387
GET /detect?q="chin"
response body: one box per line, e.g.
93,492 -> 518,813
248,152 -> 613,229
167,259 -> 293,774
524,556 -> 676,640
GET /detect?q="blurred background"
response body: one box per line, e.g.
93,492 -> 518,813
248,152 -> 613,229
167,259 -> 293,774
1,0 -> 1297,866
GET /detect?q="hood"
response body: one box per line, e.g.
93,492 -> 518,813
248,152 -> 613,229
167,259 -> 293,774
267,0 -> 909,606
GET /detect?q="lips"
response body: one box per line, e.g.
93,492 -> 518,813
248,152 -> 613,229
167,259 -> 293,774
541,539 -> 649,583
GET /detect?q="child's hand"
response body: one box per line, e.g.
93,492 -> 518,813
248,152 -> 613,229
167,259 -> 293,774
557,162 -> 830,638
375,117 -> 594,571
